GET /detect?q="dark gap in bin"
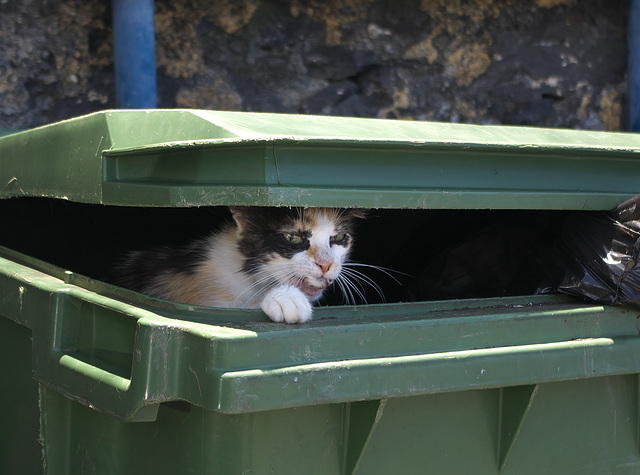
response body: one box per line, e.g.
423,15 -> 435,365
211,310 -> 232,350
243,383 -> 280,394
0,197 -> 579,307
349,208 -> 568,305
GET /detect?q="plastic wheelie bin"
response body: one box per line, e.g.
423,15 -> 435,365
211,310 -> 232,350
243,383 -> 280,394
2,110 -> 640,474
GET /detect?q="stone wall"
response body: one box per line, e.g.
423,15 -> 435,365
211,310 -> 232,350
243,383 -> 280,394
0,0 -> 627,131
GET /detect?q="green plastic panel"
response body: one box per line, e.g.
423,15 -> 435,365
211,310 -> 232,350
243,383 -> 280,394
34,377 -> 640,475
2,110 -> 640,209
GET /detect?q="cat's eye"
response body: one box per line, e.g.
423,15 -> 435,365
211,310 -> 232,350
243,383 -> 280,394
331,233 -> 348,244
283,233 -> 303,244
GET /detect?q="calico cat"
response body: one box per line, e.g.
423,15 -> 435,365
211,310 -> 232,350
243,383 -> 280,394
109,206 -> 366,323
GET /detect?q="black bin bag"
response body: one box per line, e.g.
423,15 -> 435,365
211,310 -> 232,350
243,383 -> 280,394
541,194 -> 640,308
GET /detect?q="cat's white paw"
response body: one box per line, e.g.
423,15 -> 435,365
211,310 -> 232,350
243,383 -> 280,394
260,286 -> 313,324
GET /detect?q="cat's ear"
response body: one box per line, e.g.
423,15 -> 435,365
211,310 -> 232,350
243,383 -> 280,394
228,206 -> 254,232
343,208 -> 368,220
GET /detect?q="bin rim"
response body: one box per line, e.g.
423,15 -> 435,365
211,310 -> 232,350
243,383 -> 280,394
3,244 -> 640,419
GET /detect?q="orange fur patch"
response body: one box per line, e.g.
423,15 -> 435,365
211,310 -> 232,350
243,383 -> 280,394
157,269 -> 234,307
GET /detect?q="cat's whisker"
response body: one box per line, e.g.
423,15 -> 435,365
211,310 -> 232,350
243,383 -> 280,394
343,262 -> 408,285
332,275 -> 353,305
238,267 -> 296,293
336,280 -> 355,306
238,279 -> 288,309
239,281 -> 280,308
236,263 -> 309,307
233,267 -> 299,306
340,267 -> 386,302
348,279 -> 368,305
344,272 -> 371,303
340,268 -> 382,294
335,273 -> 366,305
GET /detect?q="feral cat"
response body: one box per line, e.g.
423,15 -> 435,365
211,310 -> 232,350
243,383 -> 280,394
109,207 -> 366,323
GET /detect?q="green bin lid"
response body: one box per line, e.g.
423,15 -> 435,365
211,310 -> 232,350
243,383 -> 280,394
2,109 -> 640,209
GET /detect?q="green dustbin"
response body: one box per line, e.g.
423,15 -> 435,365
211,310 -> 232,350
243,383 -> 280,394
2,110 -> 640,474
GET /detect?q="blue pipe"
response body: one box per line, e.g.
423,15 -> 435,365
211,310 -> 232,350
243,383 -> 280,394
112,0 -> 157,108
630,0 -> 640,130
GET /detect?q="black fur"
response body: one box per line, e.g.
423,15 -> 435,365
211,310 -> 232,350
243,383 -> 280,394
233,207 -> 309,274
107,239 -> 208,292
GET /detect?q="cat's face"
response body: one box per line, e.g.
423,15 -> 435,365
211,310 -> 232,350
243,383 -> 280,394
231,207 -> 364,302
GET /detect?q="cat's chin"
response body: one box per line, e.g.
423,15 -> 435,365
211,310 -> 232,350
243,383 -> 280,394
291,278 -> 327,300
300,284 -> 324,299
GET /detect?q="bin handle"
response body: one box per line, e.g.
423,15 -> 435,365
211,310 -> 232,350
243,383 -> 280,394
57,354 -> 131,392
34,287 -> 167,422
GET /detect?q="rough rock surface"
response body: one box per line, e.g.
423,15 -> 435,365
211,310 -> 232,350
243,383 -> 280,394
0,0 -> 627,130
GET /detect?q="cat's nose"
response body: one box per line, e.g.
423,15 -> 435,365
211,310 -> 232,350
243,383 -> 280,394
317,260 -> 333,274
